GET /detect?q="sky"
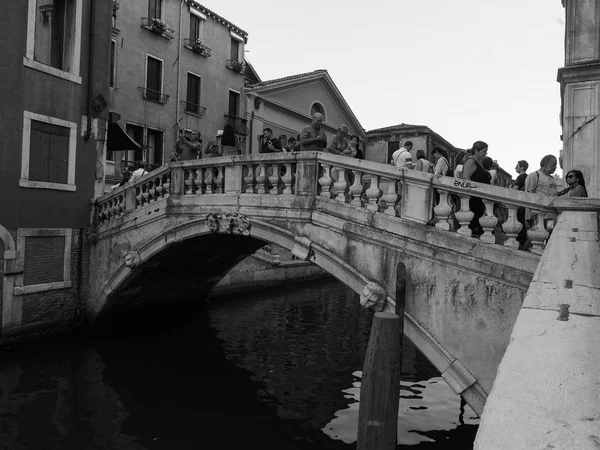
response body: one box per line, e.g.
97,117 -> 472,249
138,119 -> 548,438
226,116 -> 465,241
202,0 -> 566,177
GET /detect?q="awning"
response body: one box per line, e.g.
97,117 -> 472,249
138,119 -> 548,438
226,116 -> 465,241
107,122 -> 142,154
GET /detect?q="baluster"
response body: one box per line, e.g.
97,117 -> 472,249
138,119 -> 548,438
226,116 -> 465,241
162,174 -> 171,196
193,169 -> 204,194
349,170 -> 364,206
99,204 -> 107,223
318,164 -> 333,198
502,204 -> 522,249
282,163 -> 293,194
380,178 -> 399,215
117,195 -> 125,216
155,178 -> 164,198
333,167 -> 349,202
527,211 -> 550,255
107,199 -> 115,219
269,163 -> 281,195
365,174 -> 382,211
185,170 -> 195,194
256,164 -> 268,194
204,167 -> 214,194
454,195 -> 474,236
244,165 -> 256,193
433,189 -> 453,230
135,186 -> 143,208
214,166 -> 224,193
142,183 -> 150,204
479,199 -> 498,244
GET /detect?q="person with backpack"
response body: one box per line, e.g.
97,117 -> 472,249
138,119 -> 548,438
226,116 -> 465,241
524,155 -> 558,197
432,147 -> 452,176
391,141 -> 413,169
462,141 -> 491,237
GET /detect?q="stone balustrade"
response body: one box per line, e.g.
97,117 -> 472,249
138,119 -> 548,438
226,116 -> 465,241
95,152 -> 595,255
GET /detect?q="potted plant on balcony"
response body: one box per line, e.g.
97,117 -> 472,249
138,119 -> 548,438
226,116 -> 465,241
229,60 -> 244,73
151,17 -> 167,32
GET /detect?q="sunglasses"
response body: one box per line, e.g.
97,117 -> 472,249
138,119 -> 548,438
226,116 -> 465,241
566,174 -> 575,179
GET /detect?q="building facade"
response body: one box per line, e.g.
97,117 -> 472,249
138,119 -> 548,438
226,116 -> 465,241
244,70 -> 366,154
558,0 -> 600,198
365,124 -> 462,168
107,0 -> 249,184
0,0 -> 112,336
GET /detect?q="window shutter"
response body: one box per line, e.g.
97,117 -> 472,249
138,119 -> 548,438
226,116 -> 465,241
230,38 -> 239,62
190,15 -> 199,40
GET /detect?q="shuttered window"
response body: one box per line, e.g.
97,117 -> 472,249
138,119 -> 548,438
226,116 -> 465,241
230,38 -> 239,62
228,91 -> 239,117
146,56 -> 162,101
29,120 -> 70,184
186,73 -> 200,113
190,15 -> 200,41
148,0 -> 161,19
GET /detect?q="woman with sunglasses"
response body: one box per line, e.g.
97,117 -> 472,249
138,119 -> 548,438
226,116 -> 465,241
559,170 -> 588,197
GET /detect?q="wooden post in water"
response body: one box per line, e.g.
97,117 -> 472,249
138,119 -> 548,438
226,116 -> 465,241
357,312 -> 402,450
357,264 -> 406,450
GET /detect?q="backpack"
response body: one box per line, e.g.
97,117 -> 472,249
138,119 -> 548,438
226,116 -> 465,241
441,157 -> 453,177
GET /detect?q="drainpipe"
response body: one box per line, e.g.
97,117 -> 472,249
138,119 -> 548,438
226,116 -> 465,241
248,110 -> 254,155
84,0 -> 96,142
175,0 -> 184,135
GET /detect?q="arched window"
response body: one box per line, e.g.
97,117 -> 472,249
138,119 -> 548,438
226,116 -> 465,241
309,101 -> 326,122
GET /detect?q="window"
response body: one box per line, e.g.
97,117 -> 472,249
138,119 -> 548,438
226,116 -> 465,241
147,129 -> 163,166
25,0 -> 83,83
145,55 -> 163,102
125,124 -> 144,163
148,0 -> 162,20
309,102 -> 326,122
387,141 -> 400,164
230,38 -> 239,62
112,1 -> 118,28
190,15 -> 200,41
13,228 -> 72,295
228,90 -> 240,117
21,111 -> 77,191
186,73 -> 201,114
110,40 -> 116,88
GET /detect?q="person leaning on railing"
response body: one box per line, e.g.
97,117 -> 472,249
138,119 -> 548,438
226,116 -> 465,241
299,113 -> 327,151
461,141 -> 491,237
558,169 -> 588,197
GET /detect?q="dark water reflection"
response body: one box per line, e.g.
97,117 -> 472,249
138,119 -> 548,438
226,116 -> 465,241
0,278 -> 478,449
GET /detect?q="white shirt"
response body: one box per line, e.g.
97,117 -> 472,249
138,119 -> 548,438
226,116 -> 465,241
129,167 -> 148,184
392,147 -> 413,169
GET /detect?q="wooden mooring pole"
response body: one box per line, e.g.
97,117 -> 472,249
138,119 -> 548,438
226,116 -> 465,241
356,312 -> 402,450
357,267 -> 405,450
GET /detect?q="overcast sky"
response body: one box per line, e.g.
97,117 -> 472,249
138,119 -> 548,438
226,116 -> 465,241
203,0 -> 566,176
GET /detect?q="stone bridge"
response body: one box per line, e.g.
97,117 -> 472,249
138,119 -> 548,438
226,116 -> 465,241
90,151 -> 589,416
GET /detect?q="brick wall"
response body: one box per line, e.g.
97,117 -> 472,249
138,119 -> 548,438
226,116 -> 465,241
23,236 -> 65,285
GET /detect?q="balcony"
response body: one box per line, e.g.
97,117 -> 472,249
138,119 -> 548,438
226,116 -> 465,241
141,17 -> 174,40
224,114 -> 248,135
183,38 -> 212,58
226,59 -> 245,74
182,101 -> 207,117
139,87 -> 169,105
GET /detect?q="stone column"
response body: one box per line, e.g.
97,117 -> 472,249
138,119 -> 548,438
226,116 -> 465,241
558,0 -> 600,198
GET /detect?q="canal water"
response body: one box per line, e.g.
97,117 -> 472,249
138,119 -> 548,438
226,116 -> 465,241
0,278 -> 478,449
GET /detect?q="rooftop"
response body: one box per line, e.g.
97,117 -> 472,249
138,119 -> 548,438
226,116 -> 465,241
246,69 -> 328,89
187,0 -> 248,41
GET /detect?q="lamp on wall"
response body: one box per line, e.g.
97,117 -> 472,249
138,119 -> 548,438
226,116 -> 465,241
39,4 -> 53,24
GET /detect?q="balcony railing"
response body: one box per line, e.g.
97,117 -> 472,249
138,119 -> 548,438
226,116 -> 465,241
224,114 -> 248,135
139,87 -> 169,105
182,101 -> 207,116
141,17 -> 174,40
183,38 -> 212,57
226,59 -> 245,74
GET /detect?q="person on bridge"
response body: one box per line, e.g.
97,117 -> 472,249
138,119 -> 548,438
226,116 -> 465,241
559,170 -> 588,197
524,155 -> 558,197
349,135 -> 363,159
512,160 -> 529,190
205,130 -> 223,157
300,113 -> 327,151
326,124 -> 351,155
260,128 -> 283,153
462,141 -> 491,237
177,129 -> 202,160
129,162 -> 148,184
415,149 -> 433,173
391,141 -> 413,169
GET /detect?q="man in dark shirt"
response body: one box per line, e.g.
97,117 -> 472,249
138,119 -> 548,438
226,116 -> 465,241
260,128 -> 283,153
512,160 -> 529,190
